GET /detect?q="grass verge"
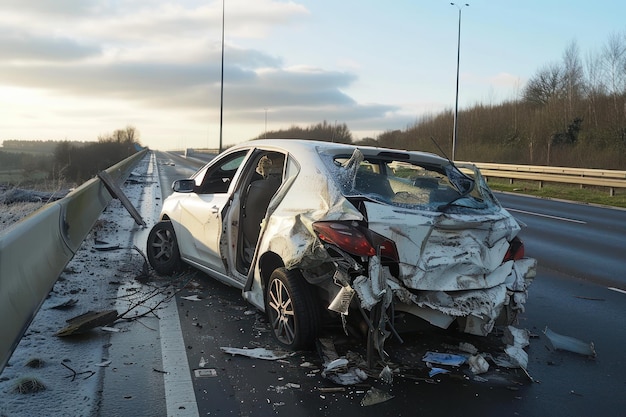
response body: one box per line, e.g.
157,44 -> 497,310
487,178 -> 626,209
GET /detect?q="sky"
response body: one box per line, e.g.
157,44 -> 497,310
1,0 -> 625,151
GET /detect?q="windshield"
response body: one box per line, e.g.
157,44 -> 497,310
326,149 -> 499,212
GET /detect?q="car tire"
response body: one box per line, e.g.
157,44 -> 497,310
146,220 -> 181,276
265,267 -> 319,350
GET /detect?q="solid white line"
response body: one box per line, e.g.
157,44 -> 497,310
160,298 -> 200,417
505,207 -> 587,224
149,153 -> 199,417
608,287 -> 626,295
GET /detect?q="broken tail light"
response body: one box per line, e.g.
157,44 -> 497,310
312,221 -> 399,261
503,236 -> 525,261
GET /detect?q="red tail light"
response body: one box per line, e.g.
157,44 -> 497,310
313,221 -> 399,261
504,236 -> 525,261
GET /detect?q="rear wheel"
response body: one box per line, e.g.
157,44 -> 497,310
147,221 -> 181,275
265,268 -> 319,349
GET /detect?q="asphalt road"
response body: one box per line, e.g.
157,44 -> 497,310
129,152 -> 626,417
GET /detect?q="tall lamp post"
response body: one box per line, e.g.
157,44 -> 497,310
219,0 -> 225,153
451,2 -> 468,161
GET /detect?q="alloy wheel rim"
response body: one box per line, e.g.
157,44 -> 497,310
268,279 -> 295,345
152,229 -> 173,262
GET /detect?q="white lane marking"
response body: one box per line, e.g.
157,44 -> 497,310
505,207 -> 587,224
149,153 -> 200,417
608,287 -> 626,295
160,298 -> 200,417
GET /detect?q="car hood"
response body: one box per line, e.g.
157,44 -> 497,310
363,201 -> 521,292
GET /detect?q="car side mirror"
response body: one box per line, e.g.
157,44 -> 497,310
172,179 -> 195,193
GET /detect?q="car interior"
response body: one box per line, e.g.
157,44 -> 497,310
240,152 -> 286,265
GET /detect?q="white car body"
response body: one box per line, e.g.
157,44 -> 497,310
148,139 -> 536,353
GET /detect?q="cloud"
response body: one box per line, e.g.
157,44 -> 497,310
0,0 -> 412,146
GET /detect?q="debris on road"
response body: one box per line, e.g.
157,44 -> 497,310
318,338 -> 368,386
468,354 -> 490,374
49,298 -> 79,310
422,351 -> 467,367
360,387 -> 394,406
181,295 -> 203,301
543,326 -> 597,357
220,347 -> 292,361
56,310 -> 119,336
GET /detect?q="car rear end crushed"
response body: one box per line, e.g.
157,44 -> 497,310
243,141 -> 536,360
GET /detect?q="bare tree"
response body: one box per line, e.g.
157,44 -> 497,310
561,40 -> 585,118
583,49 -> 606,128
522,62 -> 564,105
601,32 -> 626,123
125,125 -> 139,143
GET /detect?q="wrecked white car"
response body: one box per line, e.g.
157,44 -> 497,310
147,139 -> 536,360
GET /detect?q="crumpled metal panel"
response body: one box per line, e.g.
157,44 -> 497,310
363,201 -> 521,292
243,165 -> 363,309
243,145 -> 536,338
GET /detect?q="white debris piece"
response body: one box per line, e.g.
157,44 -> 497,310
429,367 -> 449,377
468,354 -> 490,374
220,347 -> 291,360
504,345 -> 529,369
458,342 -> 478,355
422,351 -> 466,367
181,295 -> 203,301
503,326 -> 530,348
543,327 -> 597,357
360,387 -> 394,406
378,365 -> 393,384
323,358 -> 349,373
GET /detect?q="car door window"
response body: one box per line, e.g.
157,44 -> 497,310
196,150 -> 248,194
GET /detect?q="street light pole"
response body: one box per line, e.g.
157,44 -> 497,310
219,0 -> 225,153
451,2 -> 468,161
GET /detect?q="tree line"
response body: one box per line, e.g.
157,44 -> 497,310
259,33 -> 626,170
0,126 -> 142,186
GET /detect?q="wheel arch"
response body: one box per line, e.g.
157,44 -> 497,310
258,251 -> 285,292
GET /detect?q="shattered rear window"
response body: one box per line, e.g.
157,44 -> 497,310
324,148 -> 499,212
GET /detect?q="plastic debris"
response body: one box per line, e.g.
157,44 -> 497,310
317,338 -> 368,386
458,342 -> 478,355
181,295 -> 203,301
429,367 -> 450,377
543,327 -> 597,357
379,365 -> 393,384
194,369 -> 217,378
504,345 -> 529,369
422,351 -> 466,367
503,326 -> 530,349
322,364 -> 368,386
101,326 -> 120,333
360,387 -> 394,406
220,347 -> 291,361
468,354 -> 490,374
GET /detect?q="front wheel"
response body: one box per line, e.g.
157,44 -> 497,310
265,268 -> 319,350
146,221 -> 181,276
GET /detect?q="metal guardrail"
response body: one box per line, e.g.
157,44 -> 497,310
0,149 -> 148,373
470,162 -> 626,196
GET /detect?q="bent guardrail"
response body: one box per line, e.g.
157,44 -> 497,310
470,162 -> 626,196
0,149 -> 148,373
